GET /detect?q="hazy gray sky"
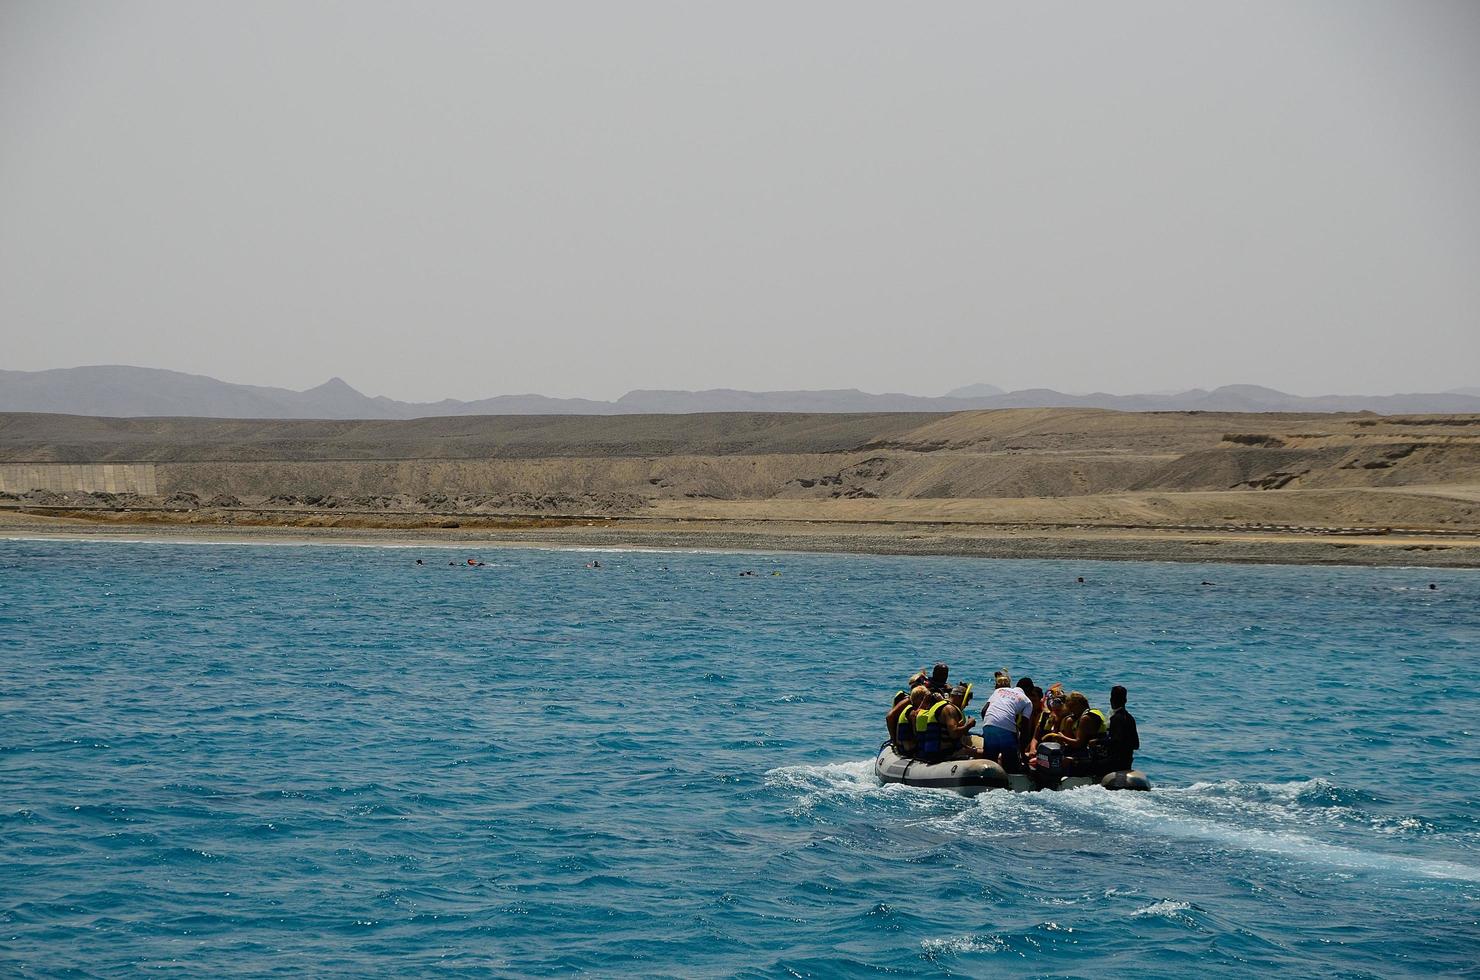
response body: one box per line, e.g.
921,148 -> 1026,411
3,1 -> 1477,401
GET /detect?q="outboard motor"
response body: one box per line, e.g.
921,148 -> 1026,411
1036,742 -> 1066,775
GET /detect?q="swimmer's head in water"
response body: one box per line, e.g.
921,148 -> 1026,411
993,669 -> 1011,688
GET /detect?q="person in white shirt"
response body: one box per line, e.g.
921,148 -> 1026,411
980,669 -> 1034,771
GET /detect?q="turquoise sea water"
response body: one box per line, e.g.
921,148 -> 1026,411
2,539 -> 1477,977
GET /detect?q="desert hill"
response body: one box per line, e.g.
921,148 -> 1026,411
0,411 -> 938,462
3,407 -> 1476,564
1,409 -> 1475,526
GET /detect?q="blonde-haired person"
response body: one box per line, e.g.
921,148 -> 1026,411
1037,691 -> 1108,764
1027,684 -> 1068,762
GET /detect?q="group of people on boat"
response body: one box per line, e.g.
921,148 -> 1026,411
884,663 -> 1139,778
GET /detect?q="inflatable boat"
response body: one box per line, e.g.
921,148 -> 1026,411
875,740 -> 1151,795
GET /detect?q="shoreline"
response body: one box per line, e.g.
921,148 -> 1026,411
4,512 -> 1478,567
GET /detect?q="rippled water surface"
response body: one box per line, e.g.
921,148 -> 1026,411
2,539 -> 1478,976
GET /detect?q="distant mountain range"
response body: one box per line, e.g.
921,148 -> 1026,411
3,365 -> 1479,419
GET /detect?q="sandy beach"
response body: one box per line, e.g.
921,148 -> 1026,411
5,507 -> 1477,567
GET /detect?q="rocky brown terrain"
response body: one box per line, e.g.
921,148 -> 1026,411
2,408 -> 1477,564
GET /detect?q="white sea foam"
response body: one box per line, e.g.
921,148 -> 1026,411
763,763 -> 1477,883
772,767 -> 1478,884
1159,778 -> 1438,837
1133,900 -> 1193,918
763,758 -> 947,815
764,758 -> 877,791
922,787 -> 1080,840
1046,784 -> 1480,883
920,934 -> 1006,955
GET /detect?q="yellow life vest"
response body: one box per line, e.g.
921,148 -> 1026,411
914,701 -> 948,755
894,706 -> 917,745
914,700 -> 946,732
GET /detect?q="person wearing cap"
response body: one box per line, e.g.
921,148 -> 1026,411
937,682 -> 981,758
979,669 -> 1034,772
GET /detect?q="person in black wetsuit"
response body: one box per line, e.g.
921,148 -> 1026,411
1104,684 -> 1140,773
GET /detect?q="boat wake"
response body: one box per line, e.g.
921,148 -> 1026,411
762,758 -> 947,815
768,763 -> 1480,883
1044,779 -> 1480,883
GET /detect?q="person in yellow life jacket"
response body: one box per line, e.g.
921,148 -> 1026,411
910,691 -> 957,762
939,682 -> 982,759
885,689 -> 908,744
1037,691 -> 1107,772
888,686 -> 930,755
908,686 -> 977,763
893,686 -> 929,754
